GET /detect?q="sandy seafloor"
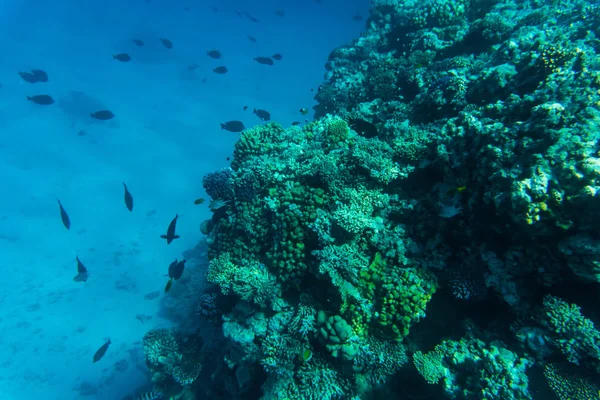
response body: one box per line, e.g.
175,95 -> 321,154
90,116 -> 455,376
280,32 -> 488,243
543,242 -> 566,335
0,0 -> 368,398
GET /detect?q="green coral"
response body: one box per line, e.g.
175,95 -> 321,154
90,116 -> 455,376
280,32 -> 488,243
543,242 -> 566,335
143,329 -> 203,387
543,362 -> 600,400
539,295 -> 600,367
207,252 -> 280,308
413,349 -> 446,384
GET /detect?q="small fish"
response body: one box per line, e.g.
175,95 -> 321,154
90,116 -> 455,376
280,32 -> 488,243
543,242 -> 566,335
57,199 -> 70,230
254,56 -> 274,66
183,6 -> 190,12
271,53 -> 282,61
19,69 -> 48,83
243,12 -> 259,22
194,197 -> 205,205
207,50 -> 222,59
292,121 -> 300,126
132,39 -> 144,47
123,182 -> 134,212
91,110 -> 115,120
253,108 -> 271,121
220,120 -> 245,132
113,53 -> 131,62
93,338 -> 111,363
160,38 -> 173,49
236,10 -> 242,17
160,214 -> 180,244
27,95 -> 54,105
135,314 -> 152,324
213,66 -> 228,74
247,36 -> 257,43
352,15 -> 363,21
136,389 -> 162,400
299,108 -> 309,115
73,256 -> 89,282
144,290 -> 160,300
274,10 -> 285,17
164,278 -> 173,293
243,105 -> 248,110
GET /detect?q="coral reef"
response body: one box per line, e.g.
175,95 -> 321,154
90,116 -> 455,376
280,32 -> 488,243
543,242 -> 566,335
142,0 -> 600,398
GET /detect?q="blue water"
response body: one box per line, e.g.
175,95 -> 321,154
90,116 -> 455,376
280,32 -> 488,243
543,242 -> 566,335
0,1 -> 368,398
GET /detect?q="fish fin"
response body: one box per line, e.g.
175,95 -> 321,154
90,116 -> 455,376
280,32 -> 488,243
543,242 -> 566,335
220,123 -> 225,129
173,235 -> 180,239
160,235 -> 167,239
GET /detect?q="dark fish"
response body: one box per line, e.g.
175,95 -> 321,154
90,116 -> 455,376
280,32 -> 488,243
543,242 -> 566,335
19,69 -> 48,83
160,214 -> 180,244
173,259 -> 186,279
207,50 -> 222,59
220,120 -> 245,132
194,197 -> 205,205
160,38 -> 173,49
299,108 -> 309,115
213,66 -> 228,74
144,290 -> 160,300
27,95 -> 54,105
349,118 -> 378,138
93,339 -> 111,362
57,199 -> 70,230
352,15 -> 363,21
132,39 -> 144,47
236,10 -> 242,17
243,11 -> 259,22
243,105 -> 248,111
292,121 -> 300,126
113,53 -> 131,62
271,53 -> 282,61
274,10 -> 285,17
253,108 -> 271,121
73,256 -> 89,282
91,110 -> 114,120
123,182 -> 134,212
183,6 -> 190,12
136,314 -> 152,324
164,278 -> 173,293
247,36 -> 257,43
166,258 -> 186,280
254,57 -> 274,66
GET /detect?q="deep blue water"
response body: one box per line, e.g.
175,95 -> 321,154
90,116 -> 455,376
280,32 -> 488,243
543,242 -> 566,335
0,1 -> 369,398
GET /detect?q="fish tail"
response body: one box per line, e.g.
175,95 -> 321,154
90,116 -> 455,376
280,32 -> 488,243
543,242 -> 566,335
220,123 -> 225,130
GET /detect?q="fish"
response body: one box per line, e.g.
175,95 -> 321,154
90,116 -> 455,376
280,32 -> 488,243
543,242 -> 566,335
164,278 -> 173,293
271,53 -> 282,61
91,110 -> 115,120
352,15 -> 363,21
113,53 -> 131,62
160,214 -> 180,244
19,69 -> 48,83
57,199 -> 71,230
93,338 -> 111,362
123,182 -> 134,212
243,11 -> 259,22
292,121 -> 300,126
144,290 -> 161,300
247,36 -> 257,43
220,120 -> 245,132
349,118 -> 378,138
27,95 -> 54,105
299,108 -> 309,115
135,314 -> 152,324
171,259 -> 186,280
194,198 -> 205,205
213,66 -> 228,74
136,389 -> 162,400
274,10 -> 285,17
243,105 -> 248,110
253,108 -> 271,121
132,39 -> 144,47
207,50 -> 222,59
254,57 -> 274,66
73,256 -> 89,282
160,38 -> 173,49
